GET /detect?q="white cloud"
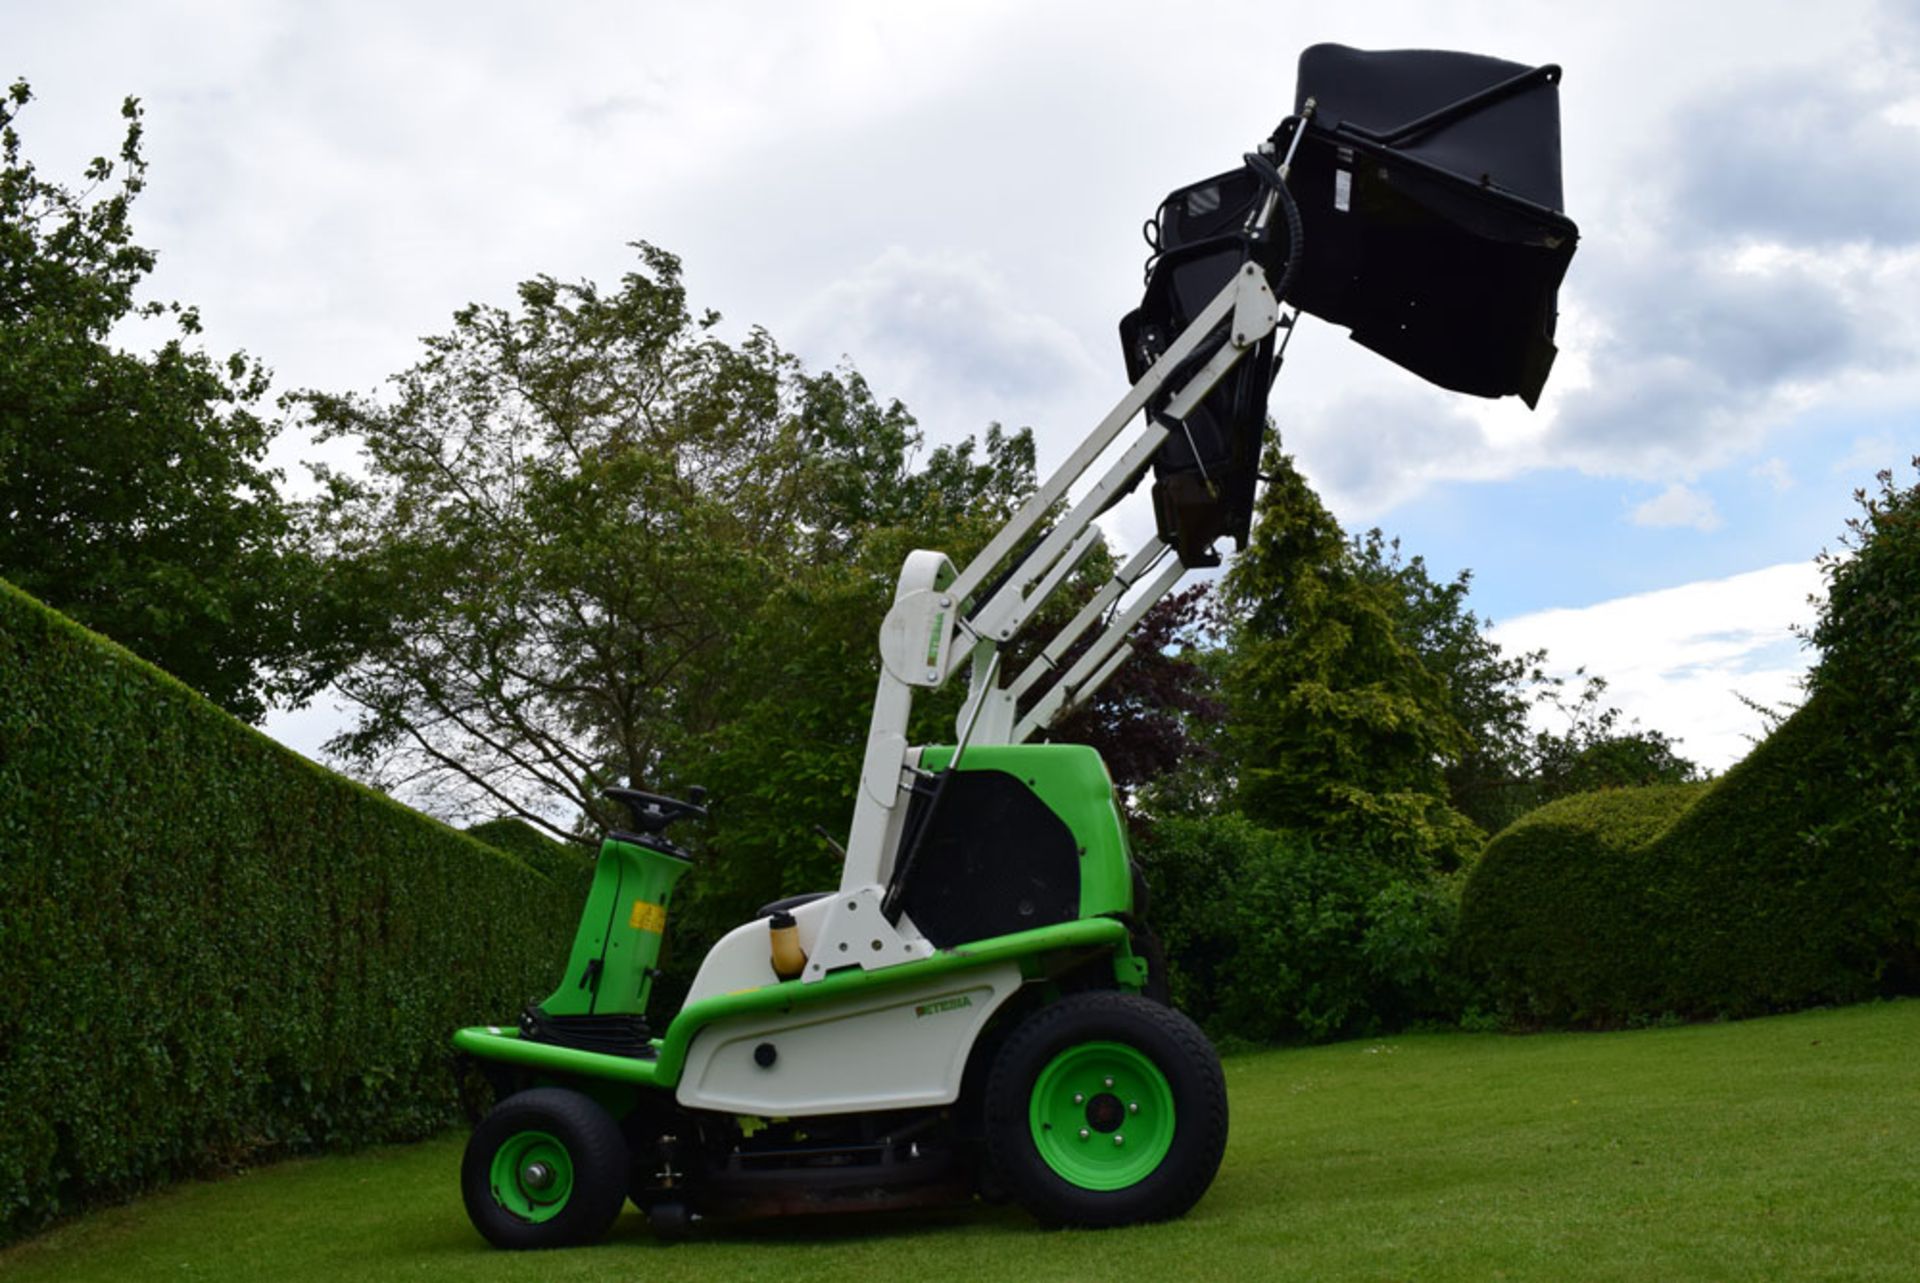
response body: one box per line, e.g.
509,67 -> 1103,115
1542,240 -> 1919,480
258,692 -> 354,765
1750,457 -> 1795,491
789,247 -> 1107,451
1836,433 -> 1903,472
1629,482 -> 1723,531
1490,562 -> 1825,770
1283,382 -> 1498,516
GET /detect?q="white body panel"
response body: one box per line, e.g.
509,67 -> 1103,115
675,962 -> 1024,1116
682,892 -> 839,1006
683,882 -> 936,1004
802,885 -> 934,982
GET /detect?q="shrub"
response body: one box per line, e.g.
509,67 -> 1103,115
1455,783 -> 1710,1022
0,579 -> 583,1243
1459,693 -> 1913,1023
1460,463 -> 1920,1026
1136,813 -> 1461,1043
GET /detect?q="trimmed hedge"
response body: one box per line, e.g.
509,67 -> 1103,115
0,578 -> 584,1243
1458,692 -> 1914,1023
464,817 -> 592,889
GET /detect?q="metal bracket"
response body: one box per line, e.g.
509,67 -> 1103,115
1230,261 -> 1279,350
802,885 -> 935,983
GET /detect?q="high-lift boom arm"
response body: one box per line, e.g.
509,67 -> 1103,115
807,44 -> 1580,979
839,259 -> 1281,898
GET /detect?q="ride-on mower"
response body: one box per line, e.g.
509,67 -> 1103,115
452,43 -> 1578,1246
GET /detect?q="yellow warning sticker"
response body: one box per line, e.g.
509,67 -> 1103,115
628,900 -> 666,933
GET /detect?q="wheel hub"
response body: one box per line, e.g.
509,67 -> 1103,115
488,1130 -> 574,1223
1085,1092 -> 1126,1133
1029,1040 -> 1176,1191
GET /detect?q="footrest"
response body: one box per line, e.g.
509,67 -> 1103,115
519,1008 -> 658,1059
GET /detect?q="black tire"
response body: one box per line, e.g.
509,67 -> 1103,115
984,991 -> 1227,1228
461,1087 -> 630,1249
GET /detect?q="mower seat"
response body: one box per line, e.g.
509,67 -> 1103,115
757,891 -> 831,918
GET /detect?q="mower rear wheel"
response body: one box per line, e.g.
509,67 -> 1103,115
985,991 -> 1226,1227
461,1087 -> 629,1249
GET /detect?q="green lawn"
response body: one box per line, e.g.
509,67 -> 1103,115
6,1000 -> 1917,1282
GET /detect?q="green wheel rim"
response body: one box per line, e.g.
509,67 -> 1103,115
1028,1040 -> 1175,1190
488,1129 -> 574,1223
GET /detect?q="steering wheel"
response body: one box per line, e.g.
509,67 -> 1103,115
604,786 -> 709,836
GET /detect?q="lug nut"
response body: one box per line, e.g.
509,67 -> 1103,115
1113,1134 -> 1125,1147
1103,1077 -> 1114,1088
1078,1127 -> 1090,1141
1072,1093 -> 1084,1105
1128,1101 -> 1139,1114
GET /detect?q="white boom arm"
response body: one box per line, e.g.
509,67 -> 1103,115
831,261 -> 1279,900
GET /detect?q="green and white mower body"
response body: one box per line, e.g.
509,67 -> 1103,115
453,745 -> 1193,1243
454,40 -> 1578,1247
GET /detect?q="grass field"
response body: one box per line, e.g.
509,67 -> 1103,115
5,999 -> 1916,1282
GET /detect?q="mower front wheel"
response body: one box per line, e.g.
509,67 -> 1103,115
461,1087 -> 629,1249
985,991 -> 1227,1228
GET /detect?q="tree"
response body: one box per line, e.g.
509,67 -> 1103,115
1219,448 -> 1481,869
299,245 -> 1043,850
1214,447 -> 1702,861
667,421 -> 1045,941
0,82 -> 312,722
1809,456 -> 1920,865
1524,672 -> 1700,800
1053,585 -> 1224,805
1348,530 -> 1540,832
1349,534 -> 1700,831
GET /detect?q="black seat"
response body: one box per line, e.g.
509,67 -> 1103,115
757,891 -> 831,918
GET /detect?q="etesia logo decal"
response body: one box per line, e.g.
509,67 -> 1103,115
914,995 -> 973,1019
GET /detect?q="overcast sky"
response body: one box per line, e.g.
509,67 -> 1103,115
13,0 -> 1920,772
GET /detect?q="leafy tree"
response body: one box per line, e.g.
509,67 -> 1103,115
1347,532 -> 1702,832
667,423 -> 1043,942
0,82 -> 314,721
1348,532 -> 1539,831
1525,672 -> 1700,799
1136,812 -> 1462,1043
1809,456 -> 1920,886
1214,447 -> 1700,857
300,246 -> 1043,854
1054,584 -> 1224,805
1219,448 -> 1481,870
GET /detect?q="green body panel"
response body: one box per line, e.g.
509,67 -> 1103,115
539,835 -> 690,1018
918,743 -> 1133,920
455,916 -> 1130,1090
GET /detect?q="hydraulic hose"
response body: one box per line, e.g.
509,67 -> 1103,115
1240,147 -> 1305,306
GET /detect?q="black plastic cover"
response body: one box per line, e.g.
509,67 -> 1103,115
891,770 -> 1081,949
1297,44 -> 1566,211
1120,235 -> 1280,566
